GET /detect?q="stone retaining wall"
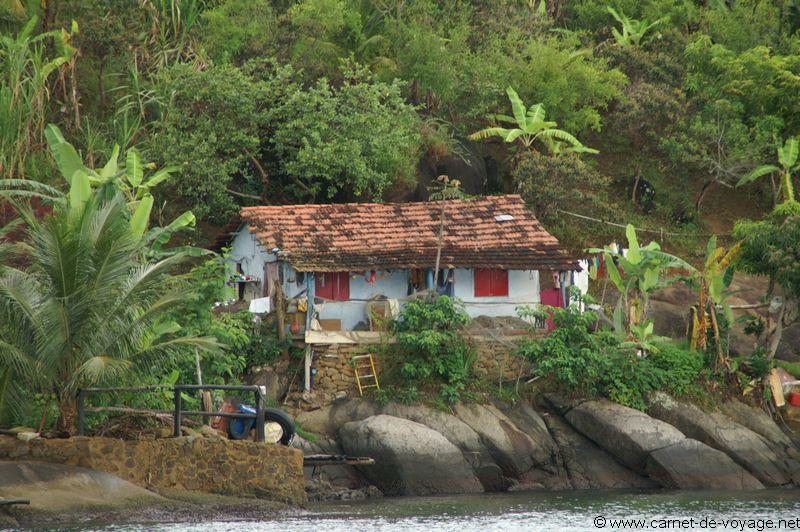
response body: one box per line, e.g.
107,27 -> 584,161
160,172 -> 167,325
310,334 -> 541,404
0,434 -> 306,506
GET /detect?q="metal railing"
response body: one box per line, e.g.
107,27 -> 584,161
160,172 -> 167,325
76,384 -> 268,442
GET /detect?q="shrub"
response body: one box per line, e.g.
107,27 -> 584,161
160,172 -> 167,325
388,296 -> 475,403
518,306 -> 619,397
519,307 -> 705,410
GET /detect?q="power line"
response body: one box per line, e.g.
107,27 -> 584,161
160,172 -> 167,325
556,209 -> 730,238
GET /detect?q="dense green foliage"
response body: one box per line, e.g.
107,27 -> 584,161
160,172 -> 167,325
384,296 -> 475,404
3,0 -> 800,424
518,306 -> 705,410
2,0 -> 797,252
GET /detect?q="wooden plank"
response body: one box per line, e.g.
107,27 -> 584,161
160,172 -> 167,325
304,330 -> 392,344
770,369 -> 786,408
0,499 -> 30,506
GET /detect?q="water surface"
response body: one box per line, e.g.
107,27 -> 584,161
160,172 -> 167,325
108,490 -> 800,531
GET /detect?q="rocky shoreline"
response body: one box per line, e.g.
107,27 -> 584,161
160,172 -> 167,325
4,394 -> 798,527
294,395 -> 800,497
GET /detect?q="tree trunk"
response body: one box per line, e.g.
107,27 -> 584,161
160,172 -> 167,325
57,396 -> 77,434
695,178 -> 717,214
709,304 -> 726,369
767,299 -> 787,361
432,203 -> 445,293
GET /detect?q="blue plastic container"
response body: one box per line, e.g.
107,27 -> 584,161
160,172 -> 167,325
227,404 -> 256,440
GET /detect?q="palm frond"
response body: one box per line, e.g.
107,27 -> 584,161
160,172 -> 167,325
737,164 -> 779,187
468,127 -> 515,141
505,87 -> 528,129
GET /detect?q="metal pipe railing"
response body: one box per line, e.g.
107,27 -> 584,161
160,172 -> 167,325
76,384 -> 267,442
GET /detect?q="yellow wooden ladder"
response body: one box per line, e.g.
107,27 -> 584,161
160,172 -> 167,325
352,354 -> 380,396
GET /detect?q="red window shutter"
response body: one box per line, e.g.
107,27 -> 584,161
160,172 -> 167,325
315,272 -> 350,301
475,269 -> 508,297
492,269 -> 509,296
315,272 -> 335,300
475,269 -> 492,297
335,271 -> 350,301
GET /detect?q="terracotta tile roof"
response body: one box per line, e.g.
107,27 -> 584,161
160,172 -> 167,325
216,195 -> 577,271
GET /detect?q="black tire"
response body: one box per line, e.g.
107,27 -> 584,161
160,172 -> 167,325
265,407 -> 296,445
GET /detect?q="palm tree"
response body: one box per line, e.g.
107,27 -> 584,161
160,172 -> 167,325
0,184 -> 218,430
738,136 -> 800,212
469,87 -> 597,155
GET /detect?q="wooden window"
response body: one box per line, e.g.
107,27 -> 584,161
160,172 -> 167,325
315,272 -> 350,301
474,268 -> 508,297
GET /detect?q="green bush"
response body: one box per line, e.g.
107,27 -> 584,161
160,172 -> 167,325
519,307 -> 705,410
388,296 -> 475,404
518,306 -> 619,397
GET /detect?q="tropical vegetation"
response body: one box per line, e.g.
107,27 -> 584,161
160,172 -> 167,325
2,0 -> 800,426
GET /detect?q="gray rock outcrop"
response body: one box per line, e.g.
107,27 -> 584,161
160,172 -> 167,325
543,413 -> 657,489
295,394 -> 800,495
649,392 -> 791,486
565,399 -> 685,473
0,461 -> 162,511
339,415 -> 483,496
455,403 -> 547,479
646,439 -> 764,490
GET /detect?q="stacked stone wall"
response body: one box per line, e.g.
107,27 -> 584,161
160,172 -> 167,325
0,435 -> 306,505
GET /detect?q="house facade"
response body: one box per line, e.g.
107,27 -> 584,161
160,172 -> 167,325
216,194 -> 578,333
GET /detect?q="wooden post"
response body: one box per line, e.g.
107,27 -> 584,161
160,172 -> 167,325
173,389 -> 182,437
274,279 -> 289,357
304,345 -> 312,393
254,387 -> 265,443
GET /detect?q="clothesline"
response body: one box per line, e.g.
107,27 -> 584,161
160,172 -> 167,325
556,209 -> 731,238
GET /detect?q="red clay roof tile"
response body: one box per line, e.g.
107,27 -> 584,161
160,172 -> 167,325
216,195 -> 577,271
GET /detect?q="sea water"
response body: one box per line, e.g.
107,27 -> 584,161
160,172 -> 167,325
105,490 -> 800,531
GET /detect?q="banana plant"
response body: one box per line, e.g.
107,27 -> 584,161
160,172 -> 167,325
622,320 -> 666,355
588,224 -> 695,345
607,6 -> 664,47
688,236 -> 741,365
737,136 -> 800,213
33,124 -> 196,255
469,87 -> 597,155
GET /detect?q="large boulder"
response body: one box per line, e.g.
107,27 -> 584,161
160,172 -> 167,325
246,366 -> 289,403
649,393 -> 791,486
339,415 -> 483,496
295,399 -> 380,436
379,403 -> 489,460
496,401 -> 560,460
543,413 -> 657,490
649,284 -> 695,338
646,439 -> 764,490
454,403 -> 546,479
0,461 -> 162,511
776,323 -> 800,362
377,403 -> 508,490
564,399 -> 684,473
718,400 -> 798,452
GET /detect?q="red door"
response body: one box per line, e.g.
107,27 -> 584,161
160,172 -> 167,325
540,288 -> 564,330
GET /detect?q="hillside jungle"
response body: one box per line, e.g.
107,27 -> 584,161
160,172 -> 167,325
1,0 -> 800,433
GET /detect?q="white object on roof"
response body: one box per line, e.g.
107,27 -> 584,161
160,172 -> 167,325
248,296 -> 271,314
494,214 -> 515,222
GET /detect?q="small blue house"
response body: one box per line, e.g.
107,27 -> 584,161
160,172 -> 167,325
215,194 -> 578,333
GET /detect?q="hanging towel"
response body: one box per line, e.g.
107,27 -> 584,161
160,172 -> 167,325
387,298 -> 401,318
248,297 -> 271,314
